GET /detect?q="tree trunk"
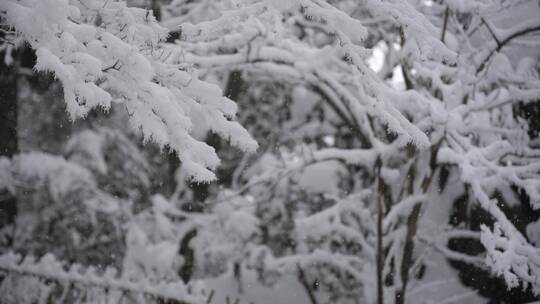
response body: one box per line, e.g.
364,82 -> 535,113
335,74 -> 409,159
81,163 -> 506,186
395,144 -> 440,304
297,264 -> 318,304
376,158 -> 385,304
0,50 -> 18,239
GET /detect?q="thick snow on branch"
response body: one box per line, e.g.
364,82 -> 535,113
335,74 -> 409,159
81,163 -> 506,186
0,252 -> 202,303
0,0 -> 257,181
1,152 -> 119,213
175,0 -> 430,149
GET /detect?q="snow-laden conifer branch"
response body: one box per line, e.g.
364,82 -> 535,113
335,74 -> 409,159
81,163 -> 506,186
0,0 -> 257,182
0,252 -> 202,304
164,1 -> 540,299
381,0 -> 540,294
175,0 -> 431,150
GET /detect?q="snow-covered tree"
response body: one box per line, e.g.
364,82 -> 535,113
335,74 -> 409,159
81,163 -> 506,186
1,0 -> 539,303
164,0 -> 540,303
0,0 -> 257,182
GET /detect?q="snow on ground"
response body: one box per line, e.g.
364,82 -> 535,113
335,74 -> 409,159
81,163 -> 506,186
205,261 -> 483,304
407,252 -> 484,304
204,271 -> 310,304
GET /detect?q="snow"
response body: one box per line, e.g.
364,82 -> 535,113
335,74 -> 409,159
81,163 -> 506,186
298,160 -> 346,195
368,46 -> 386,73
2,0 -> 540,303
205,270 -> 310,304
527,220 -> 540,246
0,0 -> 257,182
